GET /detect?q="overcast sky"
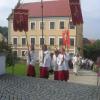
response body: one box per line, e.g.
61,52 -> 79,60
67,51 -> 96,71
0,0 -> 100,39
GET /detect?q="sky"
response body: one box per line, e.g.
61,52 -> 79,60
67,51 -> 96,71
0,0 -> 100,39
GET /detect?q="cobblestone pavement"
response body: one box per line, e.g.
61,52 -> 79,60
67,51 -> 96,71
0,73 -> 100,100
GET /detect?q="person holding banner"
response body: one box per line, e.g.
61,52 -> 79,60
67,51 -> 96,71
57,48 -> 70,81
25,45 -> 36,77
39,44 -> 51,79
53,49 -> 59,80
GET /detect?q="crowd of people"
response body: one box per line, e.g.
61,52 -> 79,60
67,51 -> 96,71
24,44 -> 95,81
81,58 -> 94,70
25,44 -> 71,81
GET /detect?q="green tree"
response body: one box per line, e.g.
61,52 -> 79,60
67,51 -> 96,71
0,26 -> 8,38
83,39 -> 100,61
0,39 -> 14,66
94,39 -> 100,48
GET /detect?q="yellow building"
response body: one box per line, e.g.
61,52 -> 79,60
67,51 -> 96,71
8,0 -> 83,58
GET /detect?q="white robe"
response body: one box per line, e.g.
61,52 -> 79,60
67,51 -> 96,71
39,50 -> 43,67
39,50 -> 51,68
63,53 -> 70,71
72,56 -> 79,73
25,51 -> 36,66
57,53 -> 70,71
52,54 -> 58,71
56,54 -> 64,71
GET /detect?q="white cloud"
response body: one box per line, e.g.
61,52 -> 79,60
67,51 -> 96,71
81,0 -> 100,18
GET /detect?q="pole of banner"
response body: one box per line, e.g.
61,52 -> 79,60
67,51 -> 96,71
25,31 -> 31,62
41,0 -> 44,46
67,16 -> 71,53
21,0 -> 31,62
76,24 -> 78,55
41,0 -> 44,64
66,0 -> 71,53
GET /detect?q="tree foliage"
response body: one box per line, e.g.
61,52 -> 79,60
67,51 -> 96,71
0,39 -> 14,66
83,39 -> 100,61
0,26 -> 8,38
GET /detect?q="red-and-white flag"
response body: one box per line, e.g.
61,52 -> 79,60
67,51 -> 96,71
69,0 -> 83,25
13,9 -> 28,32
62,30 -> 70,48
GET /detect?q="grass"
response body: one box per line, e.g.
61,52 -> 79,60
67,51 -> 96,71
6,63 -> 40,77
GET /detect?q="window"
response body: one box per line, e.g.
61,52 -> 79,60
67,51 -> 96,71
31,38 -> 35,45
22,51 -> 25,57
50,38 -> 54,45
31,22 -> 35,30
50,22 -> 55,29
60,21 -> 64,29
13,51 -> 17,58
70,38 -> 74,46
59,38 -> 63,46
69,21 -> 75,29
13,38 -> 17,45
40,22 -> 44,30
22,38 -> 26,46
40,38 -> 44,45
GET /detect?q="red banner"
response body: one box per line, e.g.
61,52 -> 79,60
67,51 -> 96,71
62,30 -> 70,48
69,0 -> 83,25
69,0 -> 80,3
13,9 -> 28,32
66,30 -> 70,48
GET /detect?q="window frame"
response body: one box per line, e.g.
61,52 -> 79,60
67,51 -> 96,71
58,37 -> 63,46
49,36 -> 55,46
12,36 -> 18,46
39,21 -> 45,30
69,21 -> 75,29
59,21 -> 64,29
39,36 -> 45,45
70,38 -> 74,46
21,36 -> 26,46
21,50 -> 27,57
30,36 -> 36,45
30,21 -> 36,30
49,21 -> 55,29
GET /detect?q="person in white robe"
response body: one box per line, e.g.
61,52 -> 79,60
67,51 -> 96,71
25,45 -> 36,77
39,44 -> 51,79
52,50 -> 59,80
72,54 -> 80,75
56,48 -> 70,81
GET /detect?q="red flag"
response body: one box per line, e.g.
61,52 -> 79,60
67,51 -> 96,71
69,0 -> 83,25
13,9 -> 28,32
66,30 -> 70,48
69,0 -> 79,3
62,30 -> 70,48
62,31 -> 66,45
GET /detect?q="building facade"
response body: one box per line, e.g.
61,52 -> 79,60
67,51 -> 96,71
8,0 -> 83,59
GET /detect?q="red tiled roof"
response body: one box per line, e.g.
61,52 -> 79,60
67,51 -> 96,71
18,0 -> 71,17
89,39 -> 96,44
